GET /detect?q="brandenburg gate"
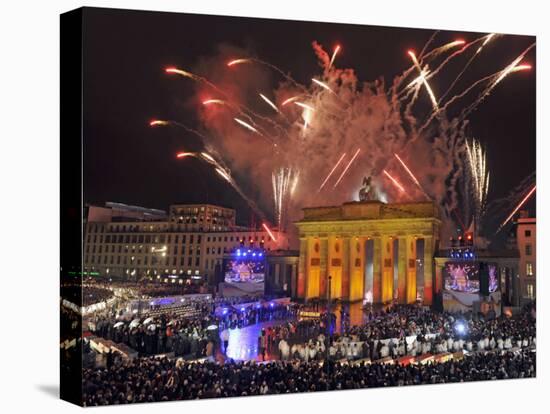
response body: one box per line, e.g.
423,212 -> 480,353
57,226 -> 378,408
295,200 -> 441,305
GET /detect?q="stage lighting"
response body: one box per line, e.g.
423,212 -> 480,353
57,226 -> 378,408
455,322 -> 467,335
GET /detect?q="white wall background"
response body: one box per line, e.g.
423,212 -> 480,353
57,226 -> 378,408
0,0 -> 547,412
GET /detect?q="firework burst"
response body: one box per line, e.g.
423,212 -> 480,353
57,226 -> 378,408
151,34 -> 534,239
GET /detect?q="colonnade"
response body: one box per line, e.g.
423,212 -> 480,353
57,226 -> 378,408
297,235 -> 435,305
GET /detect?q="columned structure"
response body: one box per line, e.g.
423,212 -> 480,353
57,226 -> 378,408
295,200 -> 441,305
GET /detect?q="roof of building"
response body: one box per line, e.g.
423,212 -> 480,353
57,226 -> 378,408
170,203 -> 235,211
297,200 -> 440,223
105,201 -> 167,216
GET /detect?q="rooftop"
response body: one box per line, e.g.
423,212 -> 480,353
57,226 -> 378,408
298,200 -> 440,223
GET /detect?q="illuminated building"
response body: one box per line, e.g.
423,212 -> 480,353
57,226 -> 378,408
83,203 -> 288,283
295,200 -> 441,305
515,210 -> 536,302
168,204 -> 236,231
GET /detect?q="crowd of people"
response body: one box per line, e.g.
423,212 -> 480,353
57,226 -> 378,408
218,302 -> 299,330
88,299 -> 301,360
77,282 -> 537,406
273,303 -> 536,362
82,347 -> 535,405
90,311 -> 219,359
62,284 -> 115,307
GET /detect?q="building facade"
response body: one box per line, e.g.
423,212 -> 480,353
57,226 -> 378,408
83,203 -> 288,284
516,211 -> 536,302
295,200 -> 441,305
167,204 -> 236,232
265,250 -> 299,297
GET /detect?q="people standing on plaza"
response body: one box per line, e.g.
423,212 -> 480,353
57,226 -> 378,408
221,328 -> 230,354
259,329 -> 268,361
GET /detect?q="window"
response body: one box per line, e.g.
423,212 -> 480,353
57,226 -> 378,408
526,283 -> 534,299
525,229 -> 531,237
525,244 -> 532,256
526,262 -> 534,276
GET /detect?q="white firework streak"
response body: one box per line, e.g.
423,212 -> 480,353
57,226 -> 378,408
466,138 -> 490,224
272,167 -> 299,230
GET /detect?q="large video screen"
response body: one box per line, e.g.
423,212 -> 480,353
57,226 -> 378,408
224,258 -> 265,283
444,262 -> 479,293
444,262 -> 499,294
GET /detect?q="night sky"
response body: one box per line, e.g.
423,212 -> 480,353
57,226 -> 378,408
82,7 -> 536,227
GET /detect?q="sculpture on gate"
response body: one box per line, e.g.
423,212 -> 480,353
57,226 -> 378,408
358,175 -> 376,201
